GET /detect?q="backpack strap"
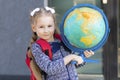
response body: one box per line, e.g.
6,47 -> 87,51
36,39 -> 52,60
25,52 -> 37,80
54,34 -> 62,41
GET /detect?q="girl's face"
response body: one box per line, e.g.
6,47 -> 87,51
32,15 -> 55,42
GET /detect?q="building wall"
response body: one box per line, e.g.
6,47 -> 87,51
0,0 -> 43,79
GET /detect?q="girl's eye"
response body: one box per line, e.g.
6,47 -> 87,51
48,25 -> 52,27
39,26 -> 44,28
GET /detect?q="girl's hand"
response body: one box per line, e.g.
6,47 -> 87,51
73,55 -> 84,65
84,50 -> 94,58
64,54 -> 83,65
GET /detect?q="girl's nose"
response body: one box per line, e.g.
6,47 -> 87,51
44,27 -> 49,32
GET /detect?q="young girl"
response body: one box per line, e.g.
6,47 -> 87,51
27,7 -> 94,80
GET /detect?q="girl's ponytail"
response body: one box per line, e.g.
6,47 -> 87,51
27,32 -> 43,80
27,32 -> 37,59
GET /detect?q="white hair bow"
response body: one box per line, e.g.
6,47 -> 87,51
30,8 -> 40,16
30,7 -> 55,16
45,7 -> 55,14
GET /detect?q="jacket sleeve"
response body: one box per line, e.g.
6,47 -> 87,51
31,43 -> 66,75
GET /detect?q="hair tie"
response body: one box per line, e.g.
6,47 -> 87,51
45,7 -> 55,14
30,8 -> 40,16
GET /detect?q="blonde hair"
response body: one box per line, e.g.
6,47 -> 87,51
27,7 -> 59,80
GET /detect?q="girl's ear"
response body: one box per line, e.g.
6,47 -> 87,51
31,24 -> 36,32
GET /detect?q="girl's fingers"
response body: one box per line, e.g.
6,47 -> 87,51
84,50 -> 94,58
75,56 -> 83,65
90,50 -> 94,55
84,50 -> 89,57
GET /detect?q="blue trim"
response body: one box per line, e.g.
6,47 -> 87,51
59,4 -> 110,53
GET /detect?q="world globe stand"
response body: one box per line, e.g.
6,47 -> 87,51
71,52 -> 99,66
59,4 -> 110,64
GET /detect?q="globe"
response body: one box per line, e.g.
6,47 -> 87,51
64,7 -> 105,49
60,4 -> 109,52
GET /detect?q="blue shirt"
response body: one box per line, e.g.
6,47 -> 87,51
32,40 -> 78,80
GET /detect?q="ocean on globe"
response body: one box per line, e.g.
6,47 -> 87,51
64,7 -> 106,49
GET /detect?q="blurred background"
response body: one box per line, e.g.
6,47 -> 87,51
0,0 -> 119,80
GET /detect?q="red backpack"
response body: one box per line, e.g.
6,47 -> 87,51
25,34 -> 61,80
